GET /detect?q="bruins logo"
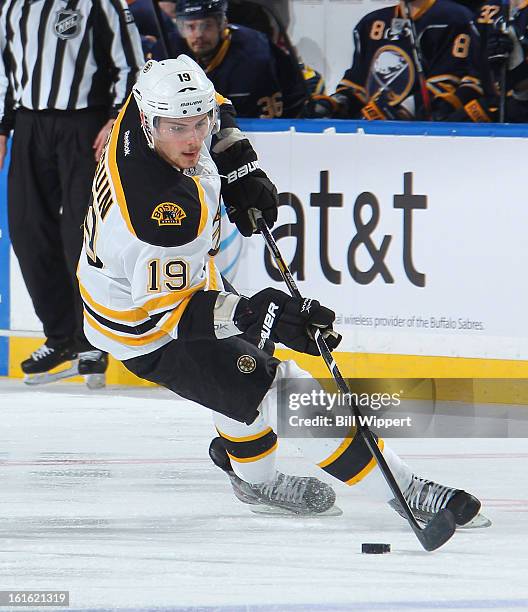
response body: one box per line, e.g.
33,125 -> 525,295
151,202 -> 187,227
237,355 -> 257,374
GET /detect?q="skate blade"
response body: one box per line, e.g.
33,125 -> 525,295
85,373 -> 106,390
23,363 -> 80,386
457,513 -> 492,529
250,504 -> 343,517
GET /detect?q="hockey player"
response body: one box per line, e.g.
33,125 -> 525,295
448,0 -> 528,122
226,0 -> 326,97
129,0 -> 178,60
77,56 -> 490,527
306,0 -> 484,121
166,0 -> 307,118
0,0 -> 144,387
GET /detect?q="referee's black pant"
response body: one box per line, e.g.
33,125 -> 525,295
8,107 -> 107,351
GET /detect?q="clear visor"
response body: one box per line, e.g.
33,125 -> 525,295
152,110 -> 214,143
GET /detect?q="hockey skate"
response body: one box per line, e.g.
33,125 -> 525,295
22,342 -> 78,386
22,344 -> 108,389
389,475 -> 491,529
209,437 -> 341,516
78,350 -> 108,390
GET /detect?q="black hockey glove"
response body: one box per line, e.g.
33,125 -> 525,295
488,26 -> 524,70
234,288 -> 342,356
213,139 -> 278,237
487,29 -> 514,66
430,98 -> 457,122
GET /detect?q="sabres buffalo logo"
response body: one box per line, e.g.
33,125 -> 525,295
366,45 -> 415,106
54,9 -> 82,39
151,202 -> 187,227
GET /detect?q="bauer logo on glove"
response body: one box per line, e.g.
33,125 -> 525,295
234,288 -> 342,356
226,160 -> 259,184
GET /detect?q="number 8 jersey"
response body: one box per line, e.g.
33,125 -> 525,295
335,0 -> 484,118
78,94 -> 224,360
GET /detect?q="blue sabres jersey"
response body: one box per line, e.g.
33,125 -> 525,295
475,1 -> 528,90
167,24 -> 286,118
337,0 -> 483,117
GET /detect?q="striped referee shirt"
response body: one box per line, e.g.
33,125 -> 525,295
0,0 -> 145,134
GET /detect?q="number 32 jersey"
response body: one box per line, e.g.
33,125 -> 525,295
78,95 -> 224,360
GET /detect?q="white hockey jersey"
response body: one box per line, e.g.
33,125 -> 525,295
78,95 -> 224,360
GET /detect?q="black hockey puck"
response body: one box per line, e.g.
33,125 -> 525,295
361,543 -> 391,554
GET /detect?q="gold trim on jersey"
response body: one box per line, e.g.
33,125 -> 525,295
207,29 -> 231,73
215,92 -> 231,106
79,281 -> 150,323
396,0 -> 436,20
427,74 -> 461,85
336,79 -> 368,104
460,76 -> 484,95
156,297 -> 191,334
436,91 -> 463,110
79,278 -> 206,322
317,430 -> 355,469
84,310 -> 169,346
345,438 -> 385,486
108,95 -> 136,237
207,257 -> 219,291
337,78 -> 366,93
144,280 -> 206,315
227,441 -> 278,463
216,426 -> 274,443
191,176 -> 209,237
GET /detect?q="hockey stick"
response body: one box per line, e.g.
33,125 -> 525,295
149,0 -> 171,59
499,0 -> 511,122
252,211 -> 456,551
401,0 -> 433,119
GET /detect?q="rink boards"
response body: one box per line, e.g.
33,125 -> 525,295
1,121 -> 528,400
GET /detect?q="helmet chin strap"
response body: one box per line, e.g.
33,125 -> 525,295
139,111 -> 155,149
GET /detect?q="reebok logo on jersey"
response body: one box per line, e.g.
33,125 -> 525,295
227,161 -> 258,184
123,130 -> 131,156
258,302 -> 279,349
151,203 -> 187,227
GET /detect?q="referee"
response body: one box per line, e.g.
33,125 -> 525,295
0,0 -> 144,381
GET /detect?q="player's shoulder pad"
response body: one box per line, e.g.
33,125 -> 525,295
112,102 -> 207,248
228,24 -> 273,60
356,7 -> 394,29
434,0 -> 476,24
131,175 -> 207,248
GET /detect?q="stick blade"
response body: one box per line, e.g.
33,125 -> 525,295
417,508 -> 457,551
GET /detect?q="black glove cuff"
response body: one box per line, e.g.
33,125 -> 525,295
213,139 -> 257,177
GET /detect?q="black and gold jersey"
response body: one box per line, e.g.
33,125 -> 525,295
78,94 -> 224,360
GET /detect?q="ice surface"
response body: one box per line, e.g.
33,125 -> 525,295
0,379 -> 526,611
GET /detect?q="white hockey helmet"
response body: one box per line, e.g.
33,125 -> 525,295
132,55 -> 218,148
